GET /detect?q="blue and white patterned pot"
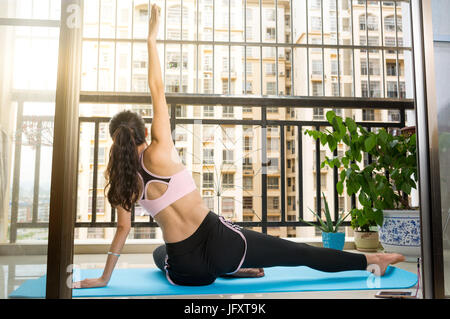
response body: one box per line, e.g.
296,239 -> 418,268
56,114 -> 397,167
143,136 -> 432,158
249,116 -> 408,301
378,210 -> 421,261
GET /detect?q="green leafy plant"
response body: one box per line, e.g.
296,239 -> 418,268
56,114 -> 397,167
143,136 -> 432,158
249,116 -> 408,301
305,111 -> 417,232
299,192 -> 351,233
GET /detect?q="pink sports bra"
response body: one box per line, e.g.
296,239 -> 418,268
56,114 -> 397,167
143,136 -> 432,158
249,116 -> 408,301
137,150 -> 197,218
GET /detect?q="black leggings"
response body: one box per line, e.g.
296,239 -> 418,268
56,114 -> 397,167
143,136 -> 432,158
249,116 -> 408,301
153,211 -> 367,286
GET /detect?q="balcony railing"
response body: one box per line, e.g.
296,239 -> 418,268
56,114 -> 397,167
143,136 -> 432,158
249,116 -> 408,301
7,93 -> 413,240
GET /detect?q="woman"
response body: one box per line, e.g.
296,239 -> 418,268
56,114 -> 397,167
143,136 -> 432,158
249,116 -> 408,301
74,4 -> 404,289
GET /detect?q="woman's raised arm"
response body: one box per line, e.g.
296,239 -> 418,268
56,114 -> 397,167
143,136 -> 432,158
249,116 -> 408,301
147,4 -> 173,148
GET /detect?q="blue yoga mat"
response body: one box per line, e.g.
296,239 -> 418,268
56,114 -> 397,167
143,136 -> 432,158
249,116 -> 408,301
9,266 -> 417,298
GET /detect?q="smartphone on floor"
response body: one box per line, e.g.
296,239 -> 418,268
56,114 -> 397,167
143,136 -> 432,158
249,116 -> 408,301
375,291 -> 416,299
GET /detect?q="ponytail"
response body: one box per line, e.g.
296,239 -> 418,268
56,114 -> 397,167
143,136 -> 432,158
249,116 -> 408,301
105,125 -> 141,212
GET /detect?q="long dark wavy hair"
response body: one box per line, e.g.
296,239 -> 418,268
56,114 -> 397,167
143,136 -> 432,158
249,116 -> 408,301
105,110 -> 147,211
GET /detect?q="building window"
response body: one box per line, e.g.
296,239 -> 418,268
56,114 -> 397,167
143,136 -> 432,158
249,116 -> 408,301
222,149 -> 234,164
244,136 -> 252,151
203,172 -> 214,188
312,60 -> 323,75
361,59 -> 380,76
222,106 -> 234,118
175,105 -> 186,117
203,148 -> 214,164
265,63 -> 276,75
268,196 -> 280,210
362,109 -> 375,121
388,110 -> 401,122
267,176 -> 279,189
222,173 -> 235,188
203,105 -> 214,117
203,78 -> 213,93
243,157 -> 252,169
243,106 -> 252,113
384,15 -> 396,32
221,197 -> 234,215
266,82 -> 276,95
361,81 -> 381,98
288,196 -> 296,210
387,81 -> 398,98
312,82 -> 323,96
386,62 -> 398,76
313,107 -> 324,120
265,27 -> 276,40
243,176 -> 253,190
243,196 -> 253,209
332,82 -> 340,96
360,14 -> 378,31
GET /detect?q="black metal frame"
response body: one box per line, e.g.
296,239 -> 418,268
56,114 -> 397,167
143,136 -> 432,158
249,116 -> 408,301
410,0 -> 446,299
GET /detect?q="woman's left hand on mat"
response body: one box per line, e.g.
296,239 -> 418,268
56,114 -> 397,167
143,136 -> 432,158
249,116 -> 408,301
73,277 -> 108,289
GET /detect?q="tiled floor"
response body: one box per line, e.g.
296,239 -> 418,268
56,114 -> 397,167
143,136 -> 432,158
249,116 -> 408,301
0,250 -> 423,299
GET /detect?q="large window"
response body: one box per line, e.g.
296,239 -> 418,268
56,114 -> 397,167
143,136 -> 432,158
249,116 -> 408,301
0,0 -> 62,299
75,0 -> 415,241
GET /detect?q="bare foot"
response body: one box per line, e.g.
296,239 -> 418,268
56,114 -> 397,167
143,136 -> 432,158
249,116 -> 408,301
365,253 -> 406,276
220,268 -> 265,278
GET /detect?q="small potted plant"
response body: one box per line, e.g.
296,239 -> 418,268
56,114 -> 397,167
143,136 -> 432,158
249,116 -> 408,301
299,193 -> 350,250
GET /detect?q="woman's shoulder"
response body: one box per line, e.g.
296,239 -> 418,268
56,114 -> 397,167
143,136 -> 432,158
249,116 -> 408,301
143,142 -> 184,174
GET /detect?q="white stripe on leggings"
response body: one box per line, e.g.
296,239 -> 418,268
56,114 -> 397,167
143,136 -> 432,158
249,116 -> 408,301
164,255 -> 179,286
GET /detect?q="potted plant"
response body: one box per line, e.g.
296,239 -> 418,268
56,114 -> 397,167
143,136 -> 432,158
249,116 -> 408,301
376,126 -> 420,260
299,192 -> 350,250
305,111 -> 418,253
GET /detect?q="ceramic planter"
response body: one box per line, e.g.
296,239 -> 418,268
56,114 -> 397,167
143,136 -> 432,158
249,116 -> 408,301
354,231 -> 379,252
322,232 -> 345,250
378,209 -> 421,261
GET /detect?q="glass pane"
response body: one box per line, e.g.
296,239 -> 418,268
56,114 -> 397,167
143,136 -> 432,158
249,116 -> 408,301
132,42 -> 149,93
431,0 -> 450,297
244,45 -> 261,95
100,0 -> 116,39
98,41 -> 115,91
81,41 -> 99,91
198,45 -> 213,94
0,0 -> 61,299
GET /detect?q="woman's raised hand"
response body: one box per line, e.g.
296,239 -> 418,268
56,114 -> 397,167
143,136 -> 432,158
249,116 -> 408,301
148,4 -> 161,43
